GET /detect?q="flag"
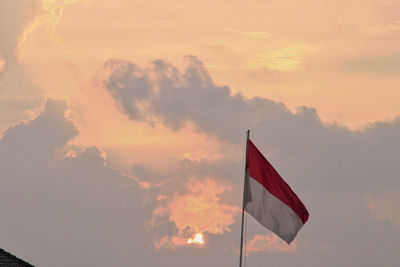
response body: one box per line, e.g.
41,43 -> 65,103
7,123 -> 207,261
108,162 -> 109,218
244,139 -> 309,244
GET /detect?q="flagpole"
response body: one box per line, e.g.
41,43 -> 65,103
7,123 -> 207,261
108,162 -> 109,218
239,129 -> 250,267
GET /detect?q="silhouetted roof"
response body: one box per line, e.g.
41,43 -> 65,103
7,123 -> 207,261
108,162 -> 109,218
0,248 -> 34,266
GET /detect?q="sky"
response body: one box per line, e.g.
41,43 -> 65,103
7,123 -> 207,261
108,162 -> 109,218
0,0 -> 400,266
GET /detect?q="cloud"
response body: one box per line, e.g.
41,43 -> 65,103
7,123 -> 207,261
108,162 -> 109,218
2,55 -> 400,266
222,28 -> 273,39
102,57 -> 400,171
366,20 -> 400,35
0,0 -> 81,71
0,98 -> 153,266
0,99 -> 78,159
164,178 -> 239,235
152,178 -> 240,250
102,55 -> 400,196
246,234 -> 297,255
0,0 -> 41,70
0,97 -> 245,267
246,42 -> 321,71
0,63 -> 43,132
103,56 -> 400,266
343,54 -> 400,72
103,59 -> 153,121
366,191 -> 400,225
103,56 -> 286,143
33,0 -> 85,44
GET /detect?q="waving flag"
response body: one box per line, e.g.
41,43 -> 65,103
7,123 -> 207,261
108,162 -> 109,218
244,139 -> 309,244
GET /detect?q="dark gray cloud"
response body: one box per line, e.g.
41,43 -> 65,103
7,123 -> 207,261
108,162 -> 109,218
0,99 -> 155,266
103,56 -> 400,266
104,56 -> 400,191
1,56 -> 400,266
0,98 -> 257,267
104,59 -> 154,120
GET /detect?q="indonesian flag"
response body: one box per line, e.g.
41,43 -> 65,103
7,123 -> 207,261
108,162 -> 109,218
244,140 -> 309,244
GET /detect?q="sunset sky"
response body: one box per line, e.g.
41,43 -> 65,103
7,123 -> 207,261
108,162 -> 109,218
1,0 -> 400,266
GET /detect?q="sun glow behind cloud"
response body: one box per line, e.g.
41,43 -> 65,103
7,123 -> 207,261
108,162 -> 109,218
187,233 -> 205,245
153,178 -> 240,250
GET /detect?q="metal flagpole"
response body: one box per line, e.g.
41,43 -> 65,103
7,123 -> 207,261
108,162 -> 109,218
239,130 -> 250,267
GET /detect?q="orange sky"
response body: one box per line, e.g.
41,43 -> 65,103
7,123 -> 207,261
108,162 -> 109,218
1,0 -> 394,172
19,0 -> 400,131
